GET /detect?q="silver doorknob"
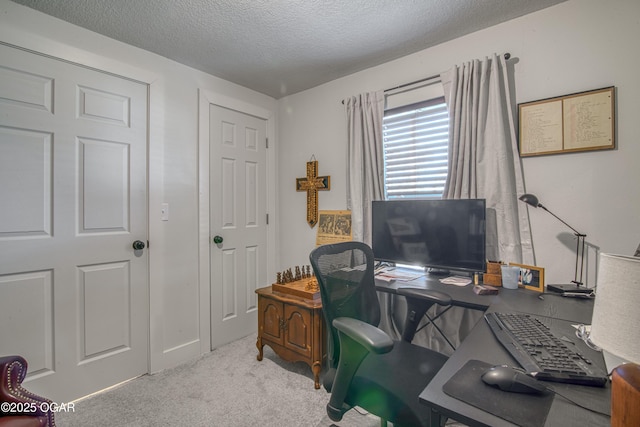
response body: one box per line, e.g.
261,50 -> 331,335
213,235 -> 223,244
132,240 -> 146,250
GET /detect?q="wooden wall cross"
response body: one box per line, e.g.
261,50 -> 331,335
296,160 -> 330,227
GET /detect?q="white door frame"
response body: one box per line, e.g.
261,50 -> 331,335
197,90 -> 277,354
0,39 -> 171,373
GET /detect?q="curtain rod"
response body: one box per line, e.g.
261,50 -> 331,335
384,74 -> 440,93
383,52 -> 511,93
341,52 -> 511,104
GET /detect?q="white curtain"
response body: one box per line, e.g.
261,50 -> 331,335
441,54 -> 534,265
344,91 -> 385,244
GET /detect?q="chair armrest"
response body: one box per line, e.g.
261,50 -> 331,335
0,356 -> 55,427
332,317 -> 393,354
397,287 -> 452,306
327,318 -> 394,421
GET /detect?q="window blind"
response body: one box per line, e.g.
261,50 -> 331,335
382,97 -> 449,199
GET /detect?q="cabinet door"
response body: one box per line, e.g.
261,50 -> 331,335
283,304 -> 312,358
259,297 -> 283,344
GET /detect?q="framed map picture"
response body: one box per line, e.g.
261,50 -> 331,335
518,86 -> 615,157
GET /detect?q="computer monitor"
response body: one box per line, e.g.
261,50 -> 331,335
371,199 -> 486,274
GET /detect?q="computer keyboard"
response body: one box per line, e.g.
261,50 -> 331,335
484,312 -> 608,387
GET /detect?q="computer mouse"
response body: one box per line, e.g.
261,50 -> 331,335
481,365 -> 548,394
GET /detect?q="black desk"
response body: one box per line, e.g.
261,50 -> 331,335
375,273 -> 610,427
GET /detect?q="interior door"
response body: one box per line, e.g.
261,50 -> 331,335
209,104 -> 267,349
0,44 -> 149,402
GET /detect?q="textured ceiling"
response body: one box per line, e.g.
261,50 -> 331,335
11,0 -> 565,98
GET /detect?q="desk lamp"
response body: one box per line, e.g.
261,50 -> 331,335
518,193 -> 589,293
589,253 -> 640,426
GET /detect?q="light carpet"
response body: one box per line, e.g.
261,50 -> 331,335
55,334 -> 382,426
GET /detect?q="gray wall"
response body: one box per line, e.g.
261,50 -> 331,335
277,0 -> 640,288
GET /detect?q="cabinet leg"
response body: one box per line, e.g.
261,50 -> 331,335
312,361 -> 322,389
256,336 -> 264,361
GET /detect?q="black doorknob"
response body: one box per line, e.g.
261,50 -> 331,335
213,235 -> 223,244
132,240 -> 146,250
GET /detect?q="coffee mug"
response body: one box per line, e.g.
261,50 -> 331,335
501,265 -> 520,289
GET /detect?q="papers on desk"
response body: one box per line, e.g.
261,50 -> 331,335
439,276 -> 472,286
375,267 -> 424,282
340,264 -> 366,272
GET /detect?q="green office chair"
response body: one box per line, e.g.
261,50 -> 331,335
309,241 -> 452,427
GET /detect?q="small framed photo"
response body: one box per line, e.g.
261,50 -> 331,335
509,263 -> 545,293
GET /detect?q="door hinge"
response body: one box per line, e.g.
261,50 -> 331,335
266,137 -> 269,149
266,213 -> 269,225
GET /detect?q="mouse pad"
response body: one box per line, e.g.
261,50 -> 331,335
442,359 -> 554,427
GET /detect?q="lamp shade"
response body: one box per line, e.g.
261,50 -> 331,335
519,193 -> 540,208
590,253 -> 640,364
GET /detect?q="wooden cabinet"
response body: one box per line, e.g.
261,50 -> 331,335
256,286 -> 325,389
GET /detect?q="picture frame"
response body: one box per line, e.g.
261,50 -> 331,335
316,210 -> 352,246
509,263 -> 545,293
518,86 -> 615,157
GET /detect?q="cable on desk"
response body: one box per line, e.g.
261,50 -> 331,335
549,386 -> 611,418
574,324 -> 602,351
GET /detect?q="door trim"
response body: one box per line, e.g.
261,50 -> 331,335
197,90 -> 277,354
0,40 -> 169,376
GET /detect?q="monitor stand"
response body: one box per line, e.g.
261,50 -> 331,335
546,283 -> 592,294
427,268 -> 451,276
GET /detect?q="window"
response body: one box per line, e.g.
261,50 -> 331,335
382,97 -> 449,199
